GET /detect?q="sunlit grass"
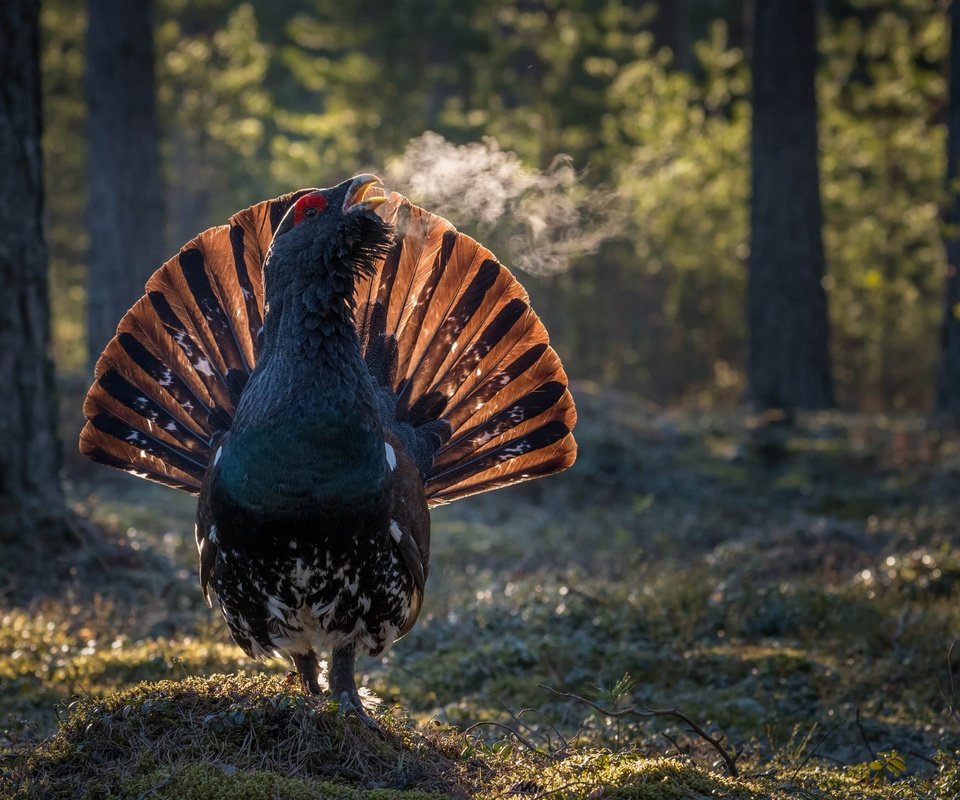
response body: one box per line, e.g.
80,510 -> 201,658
4,391 -> 960,797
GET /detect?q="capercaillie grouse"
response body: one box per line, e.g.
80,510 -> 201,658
80,175 -> 577,726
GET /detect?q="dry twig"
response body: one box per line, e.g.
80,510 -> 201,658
789,719 -> 844,780
461,720 -> 537,751
936,640 -> 960,728
854,708 -> 876,761
538,683 -> 741,778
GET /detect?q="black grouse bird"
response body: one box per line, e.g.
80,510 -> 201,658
80,175 -> 577,725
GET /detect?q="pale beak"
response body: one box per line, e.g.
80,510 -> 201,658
344,174 -> 388,212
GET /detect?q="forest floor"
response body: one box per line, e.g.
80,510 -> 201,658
2,384 -> 960,798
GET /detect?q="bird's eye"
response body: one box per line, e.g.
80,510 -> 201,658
293,194 -> 327,226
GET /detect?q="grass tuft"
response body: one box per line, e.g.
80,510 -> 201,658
3,674 -> 486,799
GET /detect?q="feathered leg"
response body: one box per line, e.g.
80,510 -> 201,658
330,644 -> 380,730
293,651 -> 322,695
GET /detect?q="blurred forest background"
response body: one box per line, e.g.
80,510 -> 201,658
6,1 -> 960,797
41,0 -> 952,412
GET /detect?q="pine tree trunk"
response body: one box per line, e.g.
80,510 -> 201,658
651,0 -> 688,70
86,0 -> 164,372
747,0 -> 834,410
0,0 -> 72,554
937,1 -> 960,413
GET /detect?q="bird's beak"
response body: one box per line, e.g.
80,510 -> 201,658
343,174 -> 388,213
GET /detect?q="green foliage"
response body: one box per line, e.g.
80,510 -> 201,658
819,2 -> 948,410
156,0 -> 274,242
605,21 -> 749,401
42,0 -> 950,410
602,3 -> 948,407
41,0 -> 88,373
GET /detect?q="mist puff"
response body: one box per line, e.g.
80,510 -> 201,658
384,132 -> 622,276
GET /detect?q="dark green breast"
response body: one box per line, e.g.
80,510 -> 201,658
213,411 -> 389,521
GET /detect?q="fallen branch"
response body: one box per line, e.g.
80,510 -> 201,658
538,683 -> 741,778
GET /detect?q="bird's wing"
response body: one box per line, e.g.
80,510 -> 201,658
383,429 -> 430,637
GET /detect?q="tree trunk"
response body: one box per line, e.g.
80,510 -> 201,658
651,0 -> 686,68
0,0 -> 73,556
937,1 -> 960,413
86,0 -> 164,372
747,0 -> 834,410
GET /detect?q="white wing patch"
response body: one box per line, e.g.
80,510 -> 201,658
389,520 -> 403,544
385,442 -> 397,470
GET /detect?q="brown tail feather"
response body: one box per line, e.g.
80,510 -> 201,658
363,194 -> 577,505
80,190 -> 310,489
80,189 -> 576,501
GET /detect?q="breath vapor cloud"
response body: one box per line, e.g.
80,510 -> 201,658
384,132 -> 622,276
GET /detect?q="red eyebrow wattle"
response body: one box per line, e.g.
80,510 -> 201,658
293,194 -> 327,225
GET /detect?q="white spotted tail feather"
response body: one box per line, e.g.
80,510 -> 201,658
80,189 -> 577,503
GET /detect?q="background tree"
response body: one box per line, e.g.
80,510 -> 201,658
0,0 -> 73,567
938,0 -> 960,413
819,4 -> 946,410
38,0 -> 950,411
85,0 -> 164,372
747,0 -> 834,410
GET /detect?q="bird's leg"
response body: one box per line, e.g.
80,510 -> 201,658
293,651 -> 322,695
330,643 -> 380,731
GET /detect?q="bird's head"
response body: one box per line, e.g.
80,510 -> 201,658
266,174 -> 394,293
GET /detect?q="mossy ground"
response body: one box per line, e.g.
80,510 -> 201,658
3,387 -> 960,797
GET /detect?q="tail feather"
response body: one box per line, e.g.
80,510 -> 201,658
81,189 -> 576,503
366,194 -> 576,505
433,381 -> 567,469
425,424 -> 575,503
80,190 -> 309,488
93,369 -> 208,452
145,239 -> 245,401
425,301 -> 536,424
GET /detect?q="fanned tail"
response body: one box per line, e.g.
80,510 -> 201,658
79,189 -> 311,491
81,189 -> 576,503
359,194 -> 577,506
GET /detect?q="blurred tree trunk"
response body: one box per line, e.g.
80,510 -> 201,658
747,0 -> 834,410
86,0 -> 164,372
651,0 -> 688,69
0,0 -> 74,559
937,1 -> 960,413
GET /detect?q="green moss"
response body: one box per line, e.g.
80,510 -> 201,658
495,753 -> 756,800
123,764 -> 446,800
3,675 -> 479,800
3,672 -> 954,800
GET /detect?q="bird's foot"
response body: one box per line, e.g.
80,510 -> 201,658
333,686 -> 383,733
330,644 -> 383,733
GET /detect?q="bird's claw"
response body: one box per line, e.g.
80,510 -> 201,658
334,690 -> 384,733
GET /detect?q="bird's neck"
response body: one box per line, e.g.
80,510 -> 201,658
261,252 -> 360,373
219,254 -> 389,520
231,246 -> 383,435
